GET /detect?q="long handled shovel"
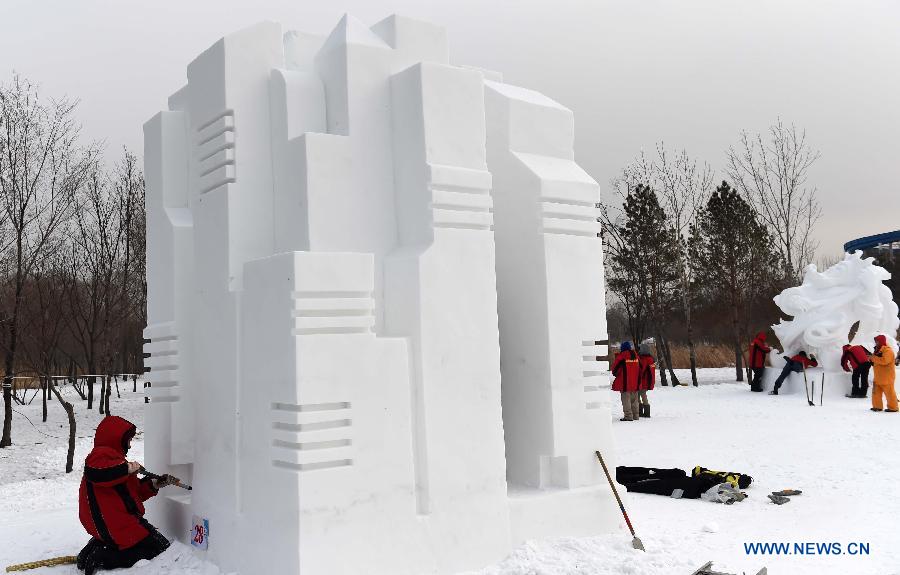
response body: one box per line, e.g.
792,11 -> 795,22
595,450 -> 644,551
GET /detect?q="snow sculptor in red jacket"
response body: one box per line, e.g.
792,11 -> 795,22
79,416 -> 160,549
636,344 -> 656,418
612,343 -> 642,421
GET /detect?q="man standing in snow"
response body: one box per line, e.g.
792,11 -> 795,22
769,351 -> 818,395
841,343 -> 872,398
76,415 -> 178,574
612,341 -> 641,421
868,335 -> 897,412
748,331 -> 771,392
637,343 -> 655,418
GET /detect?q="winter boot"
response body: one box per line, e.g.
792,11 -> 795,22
768,390 -> 778,395
643,405 -> 650,418
82,543 -> 107,575
77,539 -> 104,570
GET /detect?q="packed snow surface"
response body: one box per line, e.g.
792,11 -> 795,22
2,369 -> 899,574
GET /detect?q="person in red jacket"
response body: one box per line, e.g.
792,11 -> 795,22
612,341 -> 641,421
637,343 -> 656,418
77,416 -> 177,574
769,351 -> 818,395
841,343 -> 872,398
748,332 -> 772,392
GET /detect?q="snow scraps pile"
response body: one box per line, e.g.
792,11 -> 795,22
3,370 -> 900,575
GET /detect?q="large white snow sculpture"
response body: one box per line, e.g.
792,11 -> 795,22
772,250 -> 899,375
143,14 -> 616,575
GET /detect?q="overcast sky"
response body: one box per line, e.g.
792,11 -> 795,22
2,0 -> 898,257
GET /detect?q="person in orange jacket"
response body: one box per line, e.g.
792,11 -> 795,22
868,334 -> 897,412
637,343 -> 656,418
748,332 -> 772,392
611,341 -> 641,421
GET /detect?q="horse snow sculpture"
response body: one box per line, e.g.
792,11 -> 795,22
772,250 -> 899,372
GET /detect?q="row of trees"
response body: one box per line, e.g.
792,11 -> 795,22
0,75 -> 145,447
602,121 -> 821,385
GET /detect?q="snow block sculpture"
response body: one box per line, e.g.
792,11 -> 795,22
143,14 -> 616,575
771,251 -> 899,389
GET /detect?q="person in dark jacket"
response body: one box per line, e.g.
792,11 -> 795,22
612,341 -> 641,421
841,343 -> 872,398
748,332 -> 772,392
637,343 -> 656,418
77,416 -> 177,574
769,351 -> 818,395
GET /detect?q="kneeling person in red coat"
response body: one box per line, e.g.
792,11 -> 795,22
77,416 -> 177,574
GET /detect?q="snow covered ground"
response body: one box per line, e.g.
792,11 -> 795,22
2,370 -> 899,574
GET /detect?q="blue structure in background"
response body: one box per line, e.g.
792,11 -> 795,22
844,230 -> 900,253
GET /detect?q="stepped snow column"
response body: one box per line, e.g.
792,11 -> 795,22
239,252 -> 420,574
385,54 -> 511,570
144,21 -> 285,571
485,80 -> 617,542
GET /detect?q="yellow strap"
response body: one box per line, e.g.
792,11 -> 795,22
6,556 -> 77,572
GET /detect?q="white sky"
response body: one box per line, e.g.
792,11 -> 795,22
2,0 -> 898,257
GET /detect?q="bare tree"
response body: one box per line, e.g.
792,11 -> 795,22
113,149 -> 146,376
726,119 -> 821,282
21,252 -> 70,421
65,159 -> 126,412
621,145 -> 713,386
0,75 -> 93,447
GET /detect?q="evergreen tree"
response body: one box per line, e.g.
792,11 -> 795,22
690,181 -> 779,381
609,184 -> 681,385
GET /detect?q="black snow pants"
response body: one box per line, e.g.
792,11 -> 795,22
772,358 -> 803,392
851,362 -> 871,397
750,367 -> 765,391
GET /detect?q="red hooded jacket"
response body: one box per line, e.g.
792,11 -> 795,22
79,416 -> 158,550
748,332 -> 771,369
841,344 -> 870,371
611,350 -> 640,392
638,354 -> 656,391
